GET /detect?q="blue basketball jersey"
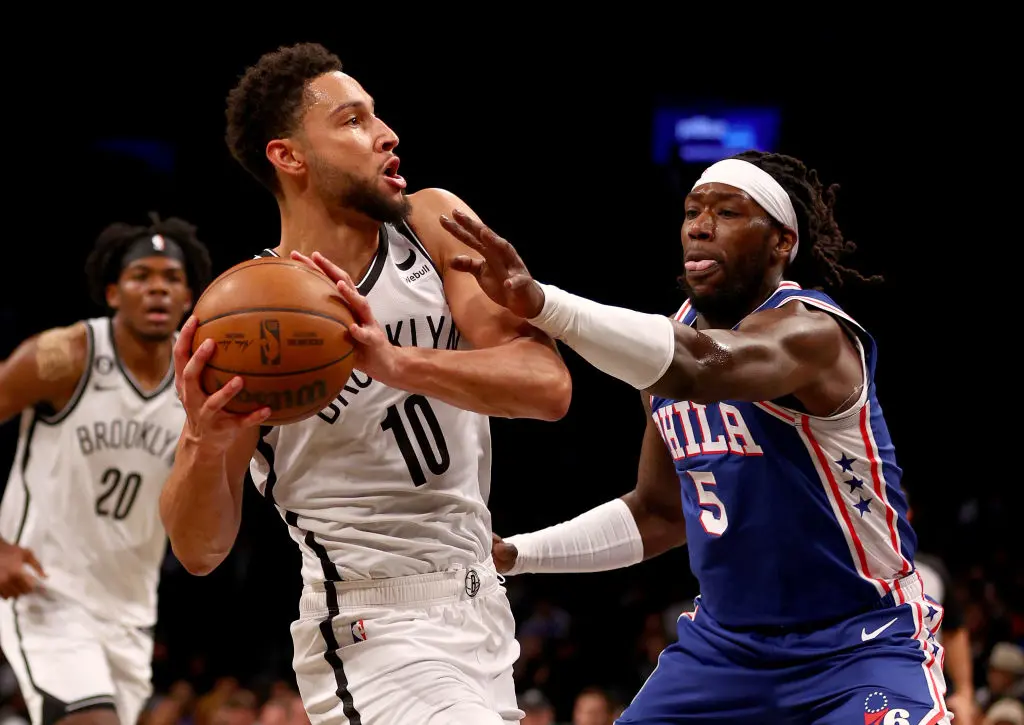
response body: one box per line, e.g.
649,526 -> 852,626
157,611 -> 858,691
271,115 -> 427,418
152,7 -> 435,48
650,281 -> 917,629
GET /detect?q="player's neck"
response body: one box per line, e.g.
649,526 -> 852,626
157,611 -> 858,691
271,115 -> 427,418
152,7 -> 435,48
110,315 -> 172,389
276,196 -> 381,284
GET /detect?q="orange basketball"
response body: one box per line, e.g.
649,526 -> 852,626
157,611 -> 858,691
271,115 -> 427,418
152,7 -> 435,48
191,256 -> 357,425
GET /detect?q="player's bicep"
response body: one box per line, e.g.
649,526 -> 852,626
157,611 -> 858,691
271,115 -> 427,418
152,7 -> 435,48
0,325 -> 87,426
442,266 -> 550,350
409,187 -> 556,351
626,397 -> 684,532
668,304 -> 845,403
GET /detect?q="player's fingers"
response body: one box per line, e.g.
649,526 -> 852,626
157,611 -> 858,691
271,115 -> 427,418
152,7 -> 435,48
202,376 -> 244,415
335,280 -> 376,325
23,551 -> 45,579
173,317 -> 198,378
310,251 -> 355,288
491,532 -> 502,545
479,225 -> 523,267
10,573 -> 34,597
181,338 -> 215,388
506,274 -> 535,291
449,255 -> 484,277
240,407 -> 273,428
439,214 -> 490,255
289,250 -> 321,275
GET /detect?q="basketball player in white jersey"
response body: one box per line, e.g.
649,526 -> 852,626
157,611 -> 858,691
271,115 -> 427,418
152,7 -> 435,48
159,43 -> 572,725
0,215 -> 211,725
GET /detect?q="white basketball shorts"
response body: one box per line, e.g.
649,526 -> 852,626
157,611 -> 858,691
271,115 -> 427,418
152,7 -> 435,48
291,562 -> 523,725
0,588 -> 153,725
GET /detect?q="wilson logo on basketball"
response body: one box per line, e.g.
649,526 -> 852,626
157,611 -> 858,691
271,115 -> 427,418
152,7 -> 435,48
259,319 -> 281,365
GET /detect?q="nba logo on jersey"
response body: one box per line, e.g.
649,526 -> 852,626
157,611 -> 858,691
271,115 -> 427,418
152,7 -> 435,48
151,234 -> 166,251
260,320 -> 281,365
350,619 -> 367,643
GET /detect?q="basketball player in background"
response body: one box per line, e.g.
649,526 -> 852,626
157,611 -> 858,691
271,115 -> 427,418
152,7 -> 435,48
448,151 -> 951,723
0,215 -> 211,725
159,43 -> 571,725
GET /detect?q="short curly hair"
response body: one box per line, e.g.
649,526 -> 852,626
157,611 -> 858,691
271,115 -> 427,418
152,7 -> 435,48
225,42 -> 343,195
84,212 -> 213,309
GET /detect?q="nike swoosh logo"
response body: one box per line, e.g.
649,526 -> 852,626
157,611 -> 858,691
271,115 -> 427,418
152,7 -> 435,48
395,248 -> 417,271
861,616 -> 899,641
93,383 -> 118,392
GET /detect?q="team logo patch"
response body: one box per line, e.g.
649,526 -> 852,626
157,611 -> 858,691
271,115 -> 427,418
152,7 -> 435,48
863,692 -> 889,725
465,568 -> 480,598
350,619 -> 367,643
152,234 -> 166,251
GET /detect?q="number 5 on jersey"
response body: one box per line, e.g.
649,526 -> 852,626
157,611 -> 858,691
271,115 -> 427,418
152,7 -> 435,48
689,471 -> 728,536
381,394 -> 451,486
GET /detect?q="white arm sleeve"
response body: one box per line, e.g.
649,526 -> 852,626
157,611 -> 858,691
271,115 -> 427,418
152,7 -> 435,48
502,498 -> 644,575
527,283 -> 677,390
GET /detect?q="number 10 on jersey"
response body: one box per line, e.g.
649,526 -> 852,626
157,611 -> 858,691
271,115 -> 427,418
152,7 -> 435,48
381,394 -> 451,486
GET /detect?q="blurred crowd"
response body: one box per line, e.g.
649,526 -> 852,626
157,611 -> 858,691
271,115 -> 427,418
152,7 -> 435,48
0,484 -> 1019,725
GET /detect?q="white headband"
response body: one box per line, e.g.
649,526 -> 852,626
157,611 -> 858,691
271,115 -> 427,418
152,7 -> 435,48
691,158 -> 800,262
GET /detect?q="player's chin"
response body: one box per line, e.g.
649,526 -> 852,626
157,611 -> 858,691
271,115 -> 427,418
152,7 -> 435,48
684,267 -> 725,295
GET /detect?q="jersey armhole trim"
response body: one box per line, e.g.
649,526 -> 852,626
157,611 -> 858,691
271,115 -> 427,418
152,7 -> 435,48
37,322 -> 95,426
400,220 -> 442,276
764,296 -> 870,425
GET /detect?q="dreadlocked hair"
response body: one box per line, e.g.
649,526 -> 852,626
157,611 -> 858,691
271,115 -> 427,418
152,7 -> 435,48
730,150 -> 882,289
84,211 -> 213,309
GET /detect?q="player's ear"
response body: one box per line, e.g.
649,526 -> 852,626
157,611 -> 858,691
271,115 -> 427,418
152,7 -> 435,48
182,288 -> 193,314
105,283 -> 121,311
267,138 -> 305,179
775,227 -> 796,263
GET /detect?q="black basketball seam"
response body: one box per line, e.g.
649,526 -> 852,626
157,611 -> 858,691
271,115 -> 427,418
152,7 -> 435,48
193,258 -> 337,309
204,348 -> 355,378
195,307 -> 352,328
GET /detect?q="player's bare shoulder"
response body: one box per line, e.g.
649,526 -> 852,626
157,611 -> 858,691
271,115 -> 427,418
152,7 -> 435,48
35,321 -> 90,382
0,321 -> 90,423
739,300 -> 847,363
406,188 -> 480,266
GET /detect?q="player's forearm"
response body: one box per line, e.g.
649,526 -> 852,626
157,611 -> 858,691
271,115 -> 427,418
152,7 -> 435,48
388,336 -> 571,421
943,628 -> 975,700
159,438 -> 242,576
504,496 -> 685,575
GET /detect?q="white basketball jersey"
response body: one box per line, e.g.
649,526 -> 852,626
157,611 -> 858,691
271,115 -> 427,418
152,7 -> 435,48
249,222 -> 493,583
0,317 -> 184,628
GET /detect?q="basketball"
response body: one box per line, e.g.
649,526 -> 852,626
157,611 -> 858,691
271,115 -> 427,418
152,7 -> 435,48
191,256 -> 357,425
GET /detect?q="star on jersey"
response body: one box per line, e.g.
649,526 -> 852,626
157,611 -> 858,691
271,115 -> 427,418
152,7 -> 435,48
846,476 -> 865,492
926,605 -> 938,621
836,453 -> 856,472
854,497 -> 872,517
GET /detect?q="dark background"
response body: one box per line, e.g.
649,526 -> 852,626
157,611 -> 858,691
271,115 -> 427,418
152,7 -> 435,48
0,20 -> 1013,720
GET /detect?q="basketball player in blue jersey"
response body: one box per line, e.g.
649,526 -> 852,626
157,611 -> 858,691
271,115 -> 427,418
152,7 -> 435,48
0,215 -> 211,725
160,43 -> 571,725
444,151 -> 951,724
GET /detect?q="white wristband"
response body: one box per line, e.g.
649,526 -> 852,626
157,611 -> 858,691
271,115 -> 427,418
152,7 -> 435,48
528,283 -> 676,390
502,498 -> 644,576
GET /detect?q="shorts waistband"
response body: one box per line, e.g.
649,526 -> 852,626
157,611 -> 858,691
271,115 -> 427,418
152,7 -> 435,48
299,563 -> 500,614
704,571 -> 927,636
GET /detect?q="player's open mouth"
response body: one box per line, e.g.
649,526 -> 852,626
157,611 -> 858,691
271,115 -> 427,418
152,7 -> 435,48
684,258 -> 721,278
382,157 -> 407,190
145,306 -> 170,323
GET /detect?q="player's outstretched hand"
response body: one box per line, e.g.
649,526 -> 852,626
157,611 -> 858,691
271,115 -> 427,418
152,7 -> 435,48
173,316 -> 270,450
491,533 -> 519,575
0,540 -> 45,599
441,210 -> 546,320
290,251 -> 403,387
